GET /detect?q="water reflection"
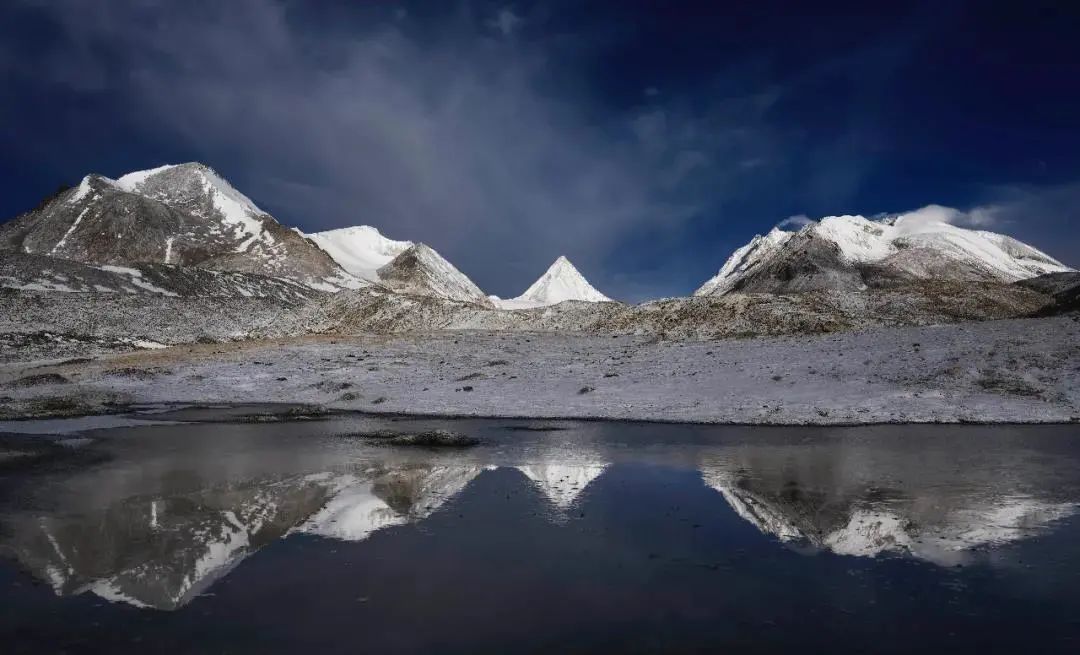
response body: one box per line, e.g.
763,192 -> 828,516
297,465 -> 484,542
4,474 -> 334,610
518,463 -> 608,510
1,421 -> 1077,612
698,438 -> 1078,565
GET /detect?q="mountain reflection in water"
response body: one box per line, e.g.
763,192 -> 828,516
1,419 -> 1076,616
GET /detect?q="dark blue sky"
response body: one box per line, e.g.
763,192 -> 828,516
2,0 -> 1078,299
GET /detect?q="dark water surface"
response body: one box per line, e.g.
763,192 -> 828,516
1,411 -> 1078,653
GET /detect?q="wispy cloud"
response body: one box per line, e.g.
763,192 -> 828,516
776,214 -> 814,230
488,6 -> 522,37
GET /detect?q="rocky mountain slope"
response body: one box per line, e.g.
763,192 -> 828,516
1018,271 -> 1080,316
696,209 -> 1072,296
2,272 -> 1061,363
0,164 -> 358,290
491,256 -> 612,309
0,252 -> 320,302
292,278 -> 1052,340
375,244 -> 493,307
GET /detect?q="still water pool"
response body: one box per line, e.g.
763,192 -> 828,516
1,410 -> 1078,653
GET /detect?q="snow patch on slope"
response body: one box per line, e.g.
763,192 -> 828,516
113,164 -> 180,192
97,265 -> 179,296
66,177 -> 95,205
307,225 -> 413,282
49,207 -> 92,256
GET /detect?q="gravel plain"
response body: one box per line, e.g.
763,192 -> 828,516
2,315 -> 1077,425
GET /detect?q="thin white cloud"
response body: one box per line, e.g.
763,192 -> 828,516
488,7 -> 522,37
776,214 -> 814,229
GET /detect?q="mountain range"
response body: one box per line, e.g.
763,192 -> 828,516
0,163 -> 616,308
1,163 -> 1074,314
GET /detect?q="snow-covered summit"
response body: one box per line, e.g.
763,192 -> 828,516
1,162 -> 358,291
109,163 -> 270,252
114,164 -> 267,244
492,256 -> 612,309
695,206 -> 1072,296
306,225 -> 413,282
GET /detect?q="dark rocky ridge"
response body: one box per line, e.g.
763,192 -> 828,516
1018,271 -> 1080,316
0,252 -> 321,301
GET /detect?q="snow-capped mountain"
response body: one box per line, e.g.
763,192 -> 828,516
306,225 -> 413,282
376,243 -> 493,306
696,207 -> 1073,296
492,256 -> 612,309
0,163 -> 359,291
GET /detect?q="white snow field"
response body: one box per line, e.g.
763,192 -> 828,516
306,225 -> 413,282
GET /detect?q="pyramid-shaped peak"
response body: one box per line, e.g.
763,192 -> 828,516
510,255 -> 611,307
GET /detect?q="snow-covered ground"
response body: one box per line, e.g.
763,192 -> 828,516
2,315 -> 1077,424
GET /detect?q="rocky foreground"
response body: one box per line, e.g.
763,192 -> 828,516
1,315 -> 1077,425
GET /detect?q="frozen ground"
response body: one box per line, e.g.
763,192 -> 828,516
1,315 -> 1077,425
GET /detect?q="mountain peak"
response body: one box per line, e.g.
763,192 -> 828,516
110,163 -> 266,221
493,255 -> 611,309
1,162 -> 352,288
